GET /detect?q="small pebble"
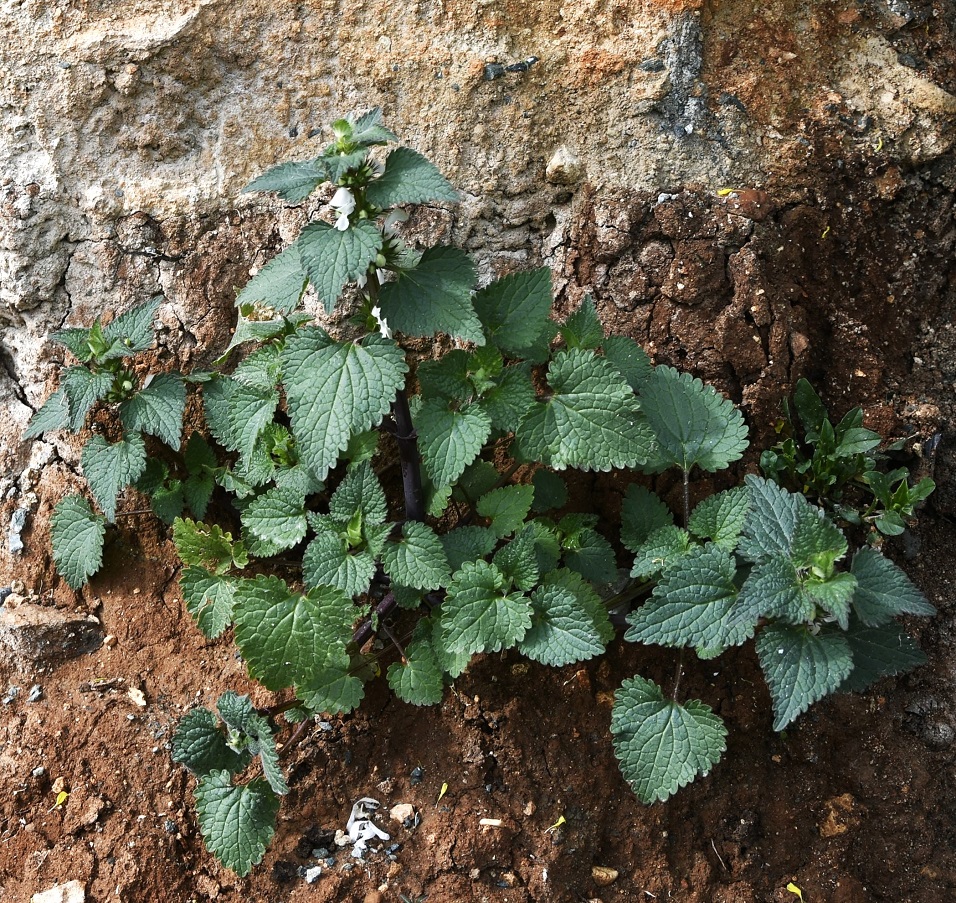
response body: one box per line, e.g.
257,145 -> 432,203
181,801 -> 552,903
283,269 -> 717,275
27,685 -> 43,703
410,766 -> 424,785
32,766 -> 45,778
2,686 -> 20,705
311,847 -> 329,858
304,866 -> 322,884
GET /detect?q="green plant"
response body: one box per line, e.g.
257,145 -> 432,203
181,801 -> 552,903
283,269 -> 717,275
26,110 -> 936,876
760,378 -> 935,537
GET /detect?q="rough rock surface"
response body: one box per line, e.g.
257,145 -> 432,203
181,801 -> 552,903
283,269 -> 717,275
0,600 -> 104,671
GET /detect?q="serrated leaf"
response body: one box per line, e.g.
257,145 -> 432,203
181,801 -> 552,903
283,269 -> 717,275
236,244 -> 309,314
562,526 -> 617,584
611,676 -> 727,803
493,527 -> 541,591
416,350 -> 473,403
382,521 -> 451,591
453,460 -> 500,505
738,475 -> 804,563
440,561 -> 532,655
233,576 -> 356,690
805,572 -> 857,629
194,771 -> 279,877
150,482 -> 185,524
603,335 -> 653,392
416,398 -> 491,489
561,295 -> 604,349
24,387 -> 71,439
791,504 -> 847,572
62,367 -> 114,431
329,461 -> 388,525
102,298 -> 161,356
51,495 -> 107,589
440,525 -> 497,572
365,146 -> 458,208
387,637 -> 445,706
429,616 -> 472,678
630,526 -> 692,579
519,568 -> 612,665
119,373 -> 186,450
202,377 -> 280,461
172,708 -> 250,776
242,486 -> 307,550
242,159 -> 328,201
348,107 -> 398,145
626,544 -> 752,652
218,311 -> 309,362
850,546 -> 935,625
378,246 -> 481,344
212,693 -> 288,796
172,518 -> 245,574
481,363 -> 536,432
519,349 -> 654,471
688,487 -> 749,550
472,267 -> 553,354
181,566 -> 237,639
232,345 -> 283,393
640,366 -> 748,474
756,624 -> 853,730
297,220 -> 382,312
303,531 -> 376,597
297,648 -> 366,714
81,432 -> 147,522
736,555 -> 811,625
620,485 -> 674,553
477,484 -> 535,539
183,432 -> 217,519
838,621 -> 928,693
282,329 -> 407,481
51,327 -> 94,360
531,469 -> 567,513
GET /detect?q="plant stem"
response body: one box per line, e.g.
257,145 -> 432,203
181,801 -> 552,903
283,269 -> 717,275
672,648 -> 685,701
682,468 -> 691,527
391,388 -> 426,523
380,621 -> 407,663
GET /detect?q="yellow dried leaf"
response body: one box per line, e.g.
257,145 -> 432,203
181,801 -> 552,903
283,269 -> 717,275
786,882 -> 804,901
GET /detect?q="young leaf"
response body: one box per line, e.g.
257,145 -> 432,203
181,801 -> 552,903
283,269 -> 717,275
416,398 -> 491,490
183,432 -> 217,519
303,531 -> 376,597
603,335 -> 653,392
629,526 -> 692,580
472,267 -> 553,355
347,106 -> 398,146
838,621 -> 928,693
378,246 -> 482,344
365,146 -> 458,208
561,295 -> 604,349
416,351 -> 473,403
620,484 -> 674,553
51,327 -> 94,361
850,546 -> 936,625
24,387 -> 71,439
738,475 -> 804,564
172,518 -> 245,575
387,636 -> 445,706
172,707 -> 250,776
62,367 -> 114,431
180,566 -> 237,639
562,526 -> 617,584
493,527 -> 541,591
480,363 -> 536,432
51,495 -> 107,589
440,525 -> 497,572
519,568 -> 613,666
297,220 -> 382,312
688,486 -> 749,551
282,329 -> 407,481
241,159 -> 328,201
440,561 -> 532,655
518,349 -> 653,471
81,432 -> 147,522
477,484 -> 535,539
382,522 -> 451,591
805,571 -> 857,630
119,373 -> 187,450
791,378 -> 828,435
194,771 -> 280,877
296,648 -> 366,714
755,624 -> 854,731
242,486 -> 308,550
639,366 -> 748,473
328,462 -> 388,526
235,244 -> 309,314
736,555 -> 811,625
102,298 -> 162,356
611,676 -> 727,803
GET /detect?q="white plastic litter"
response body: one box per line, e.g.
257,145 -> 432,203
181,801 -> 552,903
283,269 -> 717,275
345,797 -> 390,858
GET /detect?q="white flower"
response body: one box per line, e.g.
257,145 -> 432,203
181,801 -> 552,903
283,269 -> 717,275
330,186 -> 356,231
382,208 -> 408,236
371,305 -> 392,339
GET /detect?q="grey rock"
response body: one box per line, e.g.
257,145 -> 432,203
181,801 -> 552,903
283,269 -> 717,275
0,603 -> 104,672
8,506 -> 28,554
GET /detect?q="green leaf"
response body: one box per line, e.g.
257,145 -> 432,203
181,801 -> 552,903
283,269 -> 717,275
172,708 -> 249,776
640,366 -> 748,473
297,220 -> 382,312
835,427 -> 882,457
242,486 -> 308,550
172,518 -> 246,575
303,531 -> 376,597
378,246 -> 481,344
242,159 -> 328,201
51,327 -> 94,360
150,482 -> 185,524
62,367 -> 114,431
203,377 -> 280,461
518,349 -> 654,471
688,487 -> 749,550
453,460 -> 499,504
805,572 -> 857,630
630,526 -> 692,580
365,146 -> 458,208
416,398 -> 491,489
473,267 -> 553,354
387,636 -> 445,706
792,379 -> 828,435
519,568 -> 612,666
738,475 -> 804,564
81,432 -> 147,522
119,373 -> 186,450
626,544 -> 752,653
477,484 -> 535,539
181,566 -> 237,639
563,526 -> 617,584
791,505 -> 847,572
194,771 -> 280,877
233,577 -> 356,690
620,485 -> 674,553
756,624 -> 853,730
282,329 -> 407,481
51,495 -> 107,589
611,676 -> 727,803
839,621 -> 928,693
212,693 -> 288,796
102,298 -> 162,356
531,469 -> 567,513
603,335 -> 653,392
382,522 -> 451,591
736,555 -> 811,625
24,387 -> 71,439
328,462 -> 388,525
850,546 -> 936,625
492,527 -> 541,591
348,107 -> 399,146
429,616 -> 472,678
440,525 -> 497,572
416,351 -> 473,403
296,648 -> 366,714
481,363 -> 536,432
561,295 -> 604,349
440,561 -> 532,655
183,432 -> 217,519
236,244 -> 309,314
